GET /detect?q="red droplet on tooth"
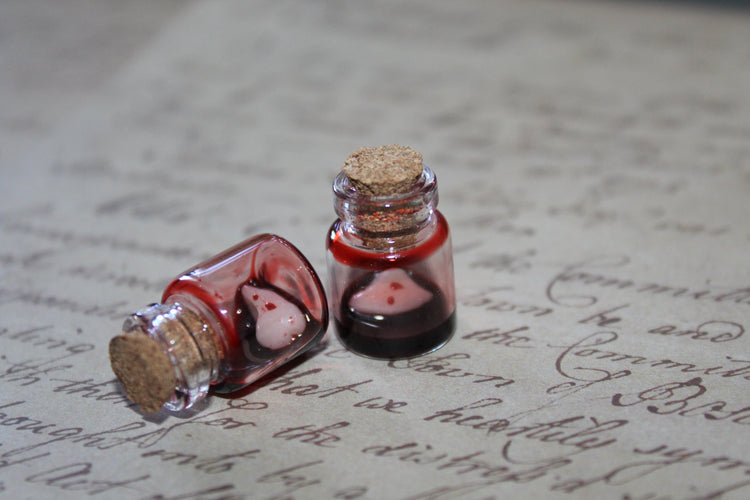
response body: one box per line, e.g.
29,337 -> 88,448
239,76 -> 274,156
387,296 -> 395,305
265,302 -> 277,310
390,282 -> 404,290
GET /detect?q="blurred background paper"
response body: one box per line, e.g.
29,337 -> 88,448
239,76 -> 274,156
1,1 -> 749,498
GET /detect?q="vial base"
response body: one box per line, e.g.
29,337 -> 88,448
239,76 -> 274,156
334,271 -> 455,359
335,312 -> 455,360
213,312 -> 324,393
205,279 -> 323,393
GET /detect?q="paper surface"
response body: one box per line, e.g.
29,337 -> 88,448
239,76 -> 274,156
2,0 -> 750,498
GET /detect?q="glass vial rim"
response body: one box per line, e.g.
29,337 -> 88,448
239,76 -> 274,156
333,164 -> 438,207
117,298 -> 223,412
333,165 -> 440,241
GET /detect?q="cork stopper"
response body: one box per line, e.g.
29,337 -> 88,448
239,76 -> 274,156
109,333 -> 176,413
342,145 -> 423,196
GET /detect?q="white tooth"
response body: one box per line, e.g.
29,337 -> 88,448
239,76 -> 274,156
349,268 -> 432,315
240,285 -> 305,350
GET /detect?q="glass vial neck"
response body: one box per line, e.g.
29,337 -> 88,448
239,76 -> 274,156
333,165 -> 439,250
113,296 -> 224,412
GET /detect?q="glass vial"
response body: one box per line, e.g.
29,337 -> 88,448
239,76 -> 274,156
326,145 -> 456,359
109,234 -> 328,413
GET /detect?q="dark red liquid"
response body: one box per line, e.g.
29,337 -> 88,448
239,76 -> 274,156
213,280 -> 322,393
335,271 -> 455,359
160,234 -> 328,396
326,212 -> 450,270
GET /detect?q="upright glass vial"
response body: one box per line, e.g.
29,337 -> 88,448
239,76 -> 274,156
109,234 -> 328,413
327,145 -> 456,359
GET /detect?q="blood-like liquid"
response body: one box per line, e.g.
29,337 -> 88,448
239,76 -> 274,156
212,280 -> 322,393
118,234 -> 327,412
335,270 -> 455,359
327,212 -> 451,270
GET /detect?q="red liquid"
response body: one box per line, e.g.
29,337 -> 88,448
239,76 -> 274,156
326,212 -> 451,269
162,235 -> 327,394
213,280 -> 322,393
335,271 -> 455,359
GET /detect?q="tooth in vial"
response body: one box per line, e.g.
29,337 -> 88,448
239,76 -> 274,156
241,284 -> 306,350
349,268 -> 432,315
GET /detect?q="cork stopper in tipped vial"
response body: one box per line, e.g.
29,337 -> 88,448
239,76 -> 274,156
109,333 -> 176,413
342,144 -> 423,196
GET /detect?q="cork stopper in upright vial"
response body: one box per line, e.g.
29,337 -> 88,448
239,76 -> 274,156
342,144 -> 423,196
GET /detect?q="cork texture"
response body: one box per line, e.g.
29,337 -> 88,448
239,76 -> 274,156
342,144 -> 423,196
109,333 -> 176,413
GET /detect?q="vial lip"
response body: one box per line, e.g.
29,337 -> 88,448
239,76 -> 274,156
333,165 -> 438,203
333,167 -> 439,237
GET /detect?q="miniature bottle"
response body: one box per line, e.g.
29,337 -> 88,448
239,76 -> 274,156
109,234 -> 328,413
326,145 -> 456,359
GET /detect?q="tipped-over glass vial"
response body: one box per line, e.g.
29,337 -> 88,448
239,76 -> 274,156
109,234 -> 328,413
326,145 -> 456,359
